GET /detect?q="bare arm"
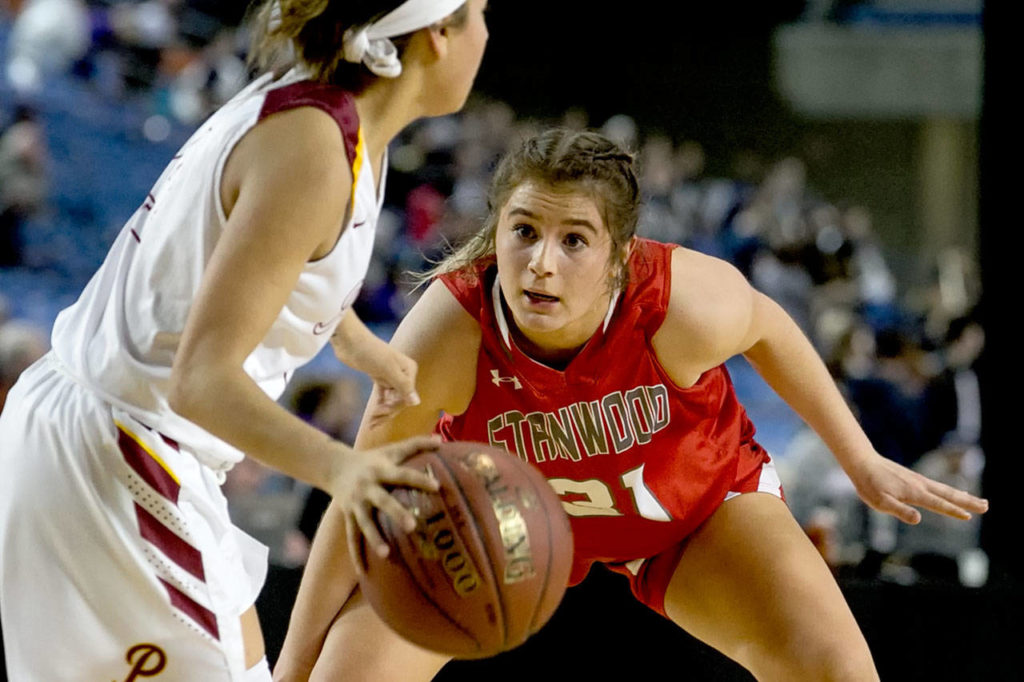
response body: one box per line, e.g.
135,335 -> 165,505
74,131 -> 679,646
169,107 -> 438,498
273,281 -> 480,681
654,248 -> 988,524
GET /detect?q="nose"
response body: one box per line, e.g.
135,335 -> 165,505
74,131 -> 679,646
528,239 -> 555,277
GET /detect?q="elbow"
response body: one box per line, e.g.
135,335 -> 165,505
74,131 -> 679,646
167,365 -> 195,421
167,358 -> 210,423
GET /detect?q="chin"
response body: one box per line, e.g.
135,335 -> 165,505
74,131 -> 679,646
511,309 -> 563,335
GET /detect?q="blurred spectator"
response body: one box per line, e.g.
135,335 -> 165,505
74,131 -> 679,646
289,377 -> 367,550
223,456 -> 310,568
921,312 -> 984,452
776,423 -> 865,571
637,132 -> 687,245
845,325 -> 932,469
156,26 -> 247,126
0,317 -> 48,411
0,104 -> 49,265
4,0 -> 90,93
600,113 -> 638,151
841,204 -> 899,327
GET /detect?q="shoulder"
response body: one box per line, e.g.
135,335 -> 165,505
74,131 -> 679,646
390,280 -> 482,415
246,106 -> 349,178
668,247 -> 753,313
222,105 -> 351,231
436,258 -> 496,316
651,247 -> 756,381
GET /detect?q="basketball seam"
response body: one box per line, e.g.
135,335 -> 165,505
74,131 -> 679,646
431,452 -> 509,649
527,475 -> 555,635
381,509 -> 483,652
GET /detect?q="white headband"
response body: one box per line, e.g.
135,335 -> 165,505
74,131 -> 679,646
342,0 -> 468,78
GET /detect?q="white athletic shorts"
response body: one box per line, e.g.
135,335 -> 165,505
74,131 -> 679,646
0,354 -> 271,681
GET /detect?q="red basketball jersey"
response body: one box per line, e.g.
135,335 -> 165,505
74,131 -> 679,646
438,239 -> 772,585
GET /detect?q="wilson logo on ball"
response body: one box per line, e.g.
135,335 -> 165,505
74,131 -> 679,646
462,451 -> 537,584
407,487 -> 483,597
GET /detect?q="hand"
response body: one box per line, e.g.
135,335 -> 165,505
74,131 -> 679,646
846,453 -> 989,525
326,435 -> 441,574
331,312 -> 421,425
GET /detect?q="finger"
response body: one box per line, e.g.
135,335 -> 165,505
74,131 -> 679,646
353,503 -> 390,558
378,384 -> 419,409
927,481 -> 989,514
378,463 -> 440,492
367,487 -> 420,533
913,489 -> 973,520
878,494 -> 922,525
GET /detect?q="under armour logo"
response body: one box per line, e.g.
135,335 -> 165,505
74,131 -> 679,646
119,643 -> 167,680
491,369 -> 522,389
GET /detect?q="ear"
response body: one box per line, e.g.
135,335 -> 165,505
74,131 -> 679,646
424,22 -> 450,59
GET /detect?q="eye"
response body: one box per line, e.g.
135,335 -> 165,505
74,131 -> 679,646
563,232 -> 588,250
512,223 -> 536,240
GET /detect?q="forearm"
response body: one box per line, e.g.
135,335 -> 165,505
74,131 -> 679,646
742,297 -> 876,472
168,363 -> 347,490
331,309 -> 386,368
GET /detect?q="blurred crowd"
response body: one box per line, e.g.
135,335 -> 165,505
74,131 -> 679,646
3,0 -> 250,122
0,1 -> 986,588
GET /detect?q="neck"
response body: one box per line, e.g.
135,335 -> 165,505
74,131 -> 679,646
508,325 -> 586,370
501,291 -> 614,371
353,72 -> 425,164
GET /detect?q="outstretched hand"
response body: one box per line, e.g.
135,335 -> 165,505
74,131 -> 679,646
326,435 -> 440,575
846,453 -> 989,525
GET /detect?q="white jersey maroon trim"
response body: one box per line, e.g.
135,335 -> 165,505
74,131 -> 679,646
50,69 -> 385,469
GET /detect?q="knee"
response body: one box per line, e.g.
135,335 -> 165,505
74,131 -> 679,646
744,636 -> 879,682
806,644 -> 878,682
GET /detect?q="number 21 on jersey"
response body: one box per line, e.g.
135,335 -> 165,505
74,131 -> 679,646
549,464 -> 672,522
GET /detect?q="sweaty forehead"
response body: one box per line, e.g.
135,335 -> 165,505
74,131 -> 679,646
501,181 -> 608,235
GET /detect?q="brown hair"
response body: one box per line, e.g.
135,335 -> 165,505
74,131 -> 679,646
247,0 -> 469,90
425,128 -> 641,289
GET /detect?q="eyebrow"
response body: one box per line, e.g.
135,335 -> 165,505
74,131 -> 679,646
506,207 -> 599,235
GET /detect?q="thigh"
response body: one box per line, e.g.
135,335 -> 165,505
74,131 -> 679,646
664,493 -> 878,681
310,588 -> 450,682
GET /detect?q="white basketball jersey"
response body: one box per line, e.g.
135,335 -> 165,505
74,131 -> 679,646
51,69 -> 384,469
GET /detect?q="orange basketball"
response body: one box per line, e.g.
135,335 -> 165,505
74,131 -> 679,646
358,440 -> 573,659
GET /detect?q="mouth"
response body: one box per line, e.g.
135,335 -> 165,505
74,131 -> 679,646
523,289 -> 559,305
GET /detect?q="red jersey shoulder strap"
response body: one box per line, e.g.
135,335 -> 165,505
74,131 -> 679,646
617,238 -> 676,333
438,257 -> 496,323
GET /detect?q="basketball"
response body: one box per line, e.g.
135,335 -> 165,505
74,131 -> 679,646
357,440 -> 573,659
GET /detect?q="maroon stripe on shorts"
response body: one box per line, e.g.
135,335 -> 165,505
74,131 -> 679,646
135,503 -> 205,581
117,426 -> 180,503
158,577 -> 220,640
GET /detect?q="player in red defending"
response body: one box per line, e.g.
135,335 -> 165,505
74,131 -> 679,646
276,128 -> 988,681
0,1 -> 489,680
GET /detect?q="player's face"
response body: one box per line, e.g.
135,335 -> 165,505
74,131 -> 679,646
433,0 -> 489,115
494,181 -> 619,360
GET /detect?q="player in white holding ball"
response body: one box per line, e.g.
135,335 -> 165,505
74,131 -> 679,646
0,1 -> 489,679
